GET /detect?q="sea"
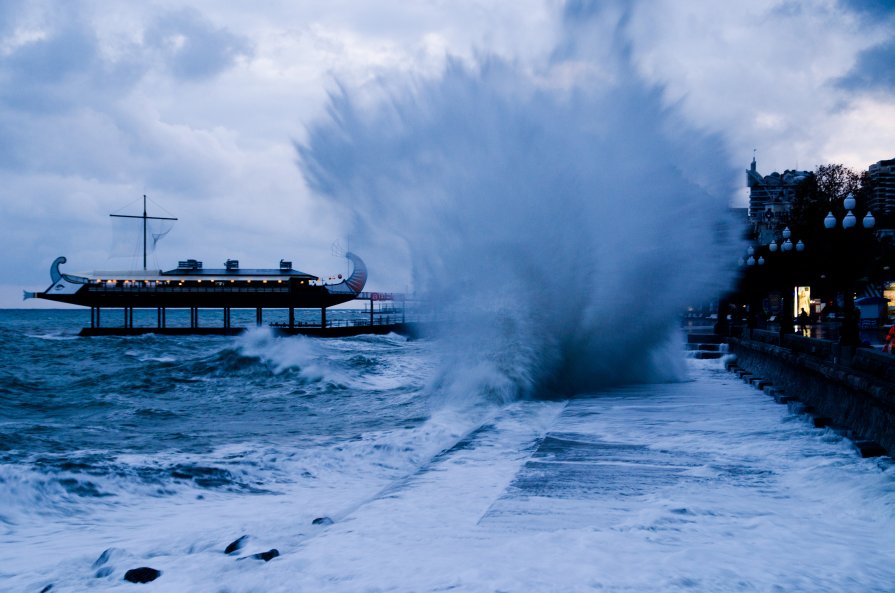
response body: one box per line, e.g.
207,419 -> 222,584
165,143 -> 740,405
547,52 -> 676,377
1,309 -> 894,593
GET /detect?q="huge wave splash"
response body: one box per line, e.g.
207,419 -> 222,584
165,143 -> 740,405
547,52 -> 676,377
298,53 -> 740,405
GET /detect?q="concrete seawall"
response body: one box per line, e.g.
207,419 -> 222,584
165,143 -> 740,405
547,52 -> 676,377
728,330 -> 895,455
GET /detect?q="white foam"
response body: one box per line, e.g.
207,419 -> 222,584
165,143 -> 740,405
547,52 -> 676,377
5,363 -> 894,592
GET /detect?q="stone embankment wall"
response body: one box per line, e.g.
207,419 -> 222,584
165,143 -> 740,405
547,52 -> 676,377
729,330 -> 895,454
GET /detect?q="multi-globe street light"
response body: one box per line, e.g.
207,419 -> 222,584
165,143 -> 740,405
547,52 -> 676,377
740,225 -> 808,337
824,192 -> 875,231
821,192 -> 876,347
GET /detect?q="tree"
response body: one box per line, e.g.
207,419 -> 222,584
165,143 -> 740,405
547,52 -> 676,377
815,163 -> 861,208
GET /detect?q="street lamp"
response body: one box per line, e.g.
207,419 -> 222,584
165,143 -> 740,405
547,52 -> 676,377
824,192 -> 875,230
743,231 -> 806,338
823,192 -> 876,348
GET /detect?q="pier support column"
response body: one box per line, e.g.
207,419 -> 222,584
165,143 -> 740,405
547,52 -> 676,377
157,307 -> 166,329
289,307 -> 295,329
90,307 -> 96,329
96,307 -> 101,328
256,307 -> 263,327
223,307 -> 231,329
369,298 -> 374,326
321,307 -> 327,329
190,307 -> 199,329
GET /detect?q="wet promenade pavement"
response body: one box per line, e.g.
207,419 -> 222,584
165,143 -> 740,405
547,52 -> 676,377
242,359 -> 895,592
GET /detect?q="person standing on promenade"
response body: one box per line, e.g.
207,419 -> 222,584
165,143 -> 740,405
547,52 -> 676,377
882,322 -> 895,353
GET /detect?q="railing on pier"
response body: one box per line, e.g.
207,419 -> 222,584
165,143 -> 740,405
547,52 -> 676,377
269,314 -> 406,330
87,284 -> 290,293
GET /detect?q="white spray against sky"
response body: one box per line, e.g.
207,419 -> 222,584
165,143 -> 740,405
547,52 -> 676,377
299,17 -> 742,402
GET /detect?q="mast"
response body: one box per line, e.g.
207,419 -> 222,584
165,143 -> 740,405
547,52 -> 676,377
110,195 -> 178,271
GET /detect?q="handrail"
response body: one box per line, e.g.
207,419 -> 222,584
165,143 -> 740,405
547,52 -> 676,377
86,285 -> 290,293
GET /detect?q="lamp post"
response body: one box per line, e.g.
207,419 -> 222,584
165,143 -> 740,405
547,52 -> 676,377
765,226 -> 805,337
739,228 -> 806,339
822,192 -> 876,348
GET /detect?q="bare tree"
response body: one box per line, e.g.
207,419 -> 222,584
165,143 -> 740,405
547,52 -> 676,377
815,163 -> 861,206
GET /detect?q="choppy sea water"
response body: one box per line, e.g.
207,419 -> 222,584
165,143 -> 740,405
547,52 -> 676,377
1,310 -> 894,593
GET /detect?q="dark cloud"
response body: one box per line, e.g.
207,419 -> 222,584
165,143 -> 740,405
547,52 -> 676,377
838,0 -> 895,20
0,4 -> 252,118
0,25 -> 102,113
836,0 -> 895,93
146,8 -> 253,81
5,25 -> 96,83
0,2 -> 149,115
837,38 -> 895,91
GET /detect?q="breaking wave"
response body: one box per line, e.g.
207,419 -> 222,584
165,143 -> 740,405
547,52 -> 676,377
299,22 -> 741,404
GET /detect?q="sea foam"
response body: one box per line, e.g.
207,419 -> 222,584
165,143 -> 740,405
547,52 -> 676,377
299,53 -> 741,404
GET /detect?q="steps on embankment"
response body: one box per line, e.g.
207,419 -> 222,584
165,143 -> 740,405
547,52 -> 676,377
726,330 -> 895,458
685,333 -> 728,360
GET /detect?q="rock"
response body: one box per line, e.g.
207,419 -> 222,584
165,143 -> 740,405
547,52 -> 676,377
252,549 -> 280,562
95,567 -> 113,578
312,516 -> 333,526
225,535 -> 248,554
123,567 -> 161,584
39,585 -> 53,593
855,440 -> 886,458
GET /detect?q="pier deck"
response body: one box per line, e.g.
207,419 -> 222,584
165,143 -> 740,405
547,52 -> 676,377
78,322 -> 416,338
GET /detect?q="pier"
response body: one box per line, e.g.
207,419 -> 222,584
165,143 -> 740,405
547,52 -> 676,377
77,291 -> 412,337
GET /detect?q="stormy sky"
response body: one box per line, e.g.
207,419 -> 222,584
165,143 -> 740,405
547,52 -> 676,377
5,0 -> 895,307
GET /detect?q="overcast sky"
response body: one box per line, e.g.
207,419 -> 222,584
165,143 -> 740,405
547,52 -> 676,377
5,0 -> 895,307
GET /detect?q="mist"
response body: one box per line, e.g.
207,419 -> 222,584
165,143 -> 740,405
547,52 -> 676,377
298,49 -> 741,404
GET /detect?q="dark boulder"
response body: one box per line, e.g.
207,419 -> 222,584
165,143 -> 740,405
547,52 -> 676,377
39,585 -> 53,593
123,567 -> 161,584
225,535 -> 248,554
252,549 -> 280,562
312,516 -> 333,526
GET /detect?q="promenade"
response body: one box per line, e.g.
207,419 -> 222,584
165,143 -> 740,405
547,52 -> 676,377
154,356 -> 893,593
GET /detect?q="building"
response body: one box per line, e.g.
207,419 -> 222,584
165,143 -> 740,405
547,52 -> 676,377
867,157 -> 895,217
746,157 -> 813,245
